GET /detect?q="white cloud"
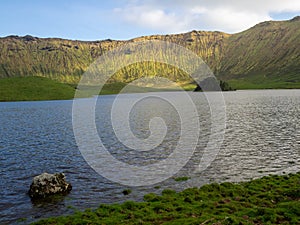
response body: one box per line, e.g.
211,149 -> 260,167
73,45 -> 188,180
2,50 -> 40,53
114,6 -> 187,32
113,0 -> 300,33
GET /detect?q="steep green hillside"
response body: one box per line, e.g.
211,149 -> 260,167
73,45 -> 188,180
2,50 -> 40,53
0,32 -> 227,84
220,16 -> 300,88
0,36 -> 124,83
0,17 -> 299,89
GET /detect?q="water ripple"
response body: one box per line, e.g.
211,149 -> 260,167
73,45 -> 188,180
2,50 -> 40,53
0,90 -> 299,224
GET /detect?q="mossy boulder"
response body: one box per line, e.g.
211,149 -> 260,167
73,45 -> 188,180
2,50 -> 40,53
28,173 -> 72,199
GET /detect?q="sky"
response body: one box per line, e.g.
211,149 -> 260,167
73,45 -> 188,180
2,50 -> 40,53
0,0 -> 299,41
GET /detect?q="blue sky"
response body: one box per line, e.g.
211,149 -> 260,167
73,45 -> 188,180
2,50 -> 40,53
0,0 -> 299,41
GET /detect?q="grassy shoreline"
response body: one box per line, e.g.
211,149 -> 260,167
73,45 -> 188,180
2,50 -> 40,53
0,77 -> 196,102
1,76 -> 300,102
33,172 -> 300,225
0,76 -> 76,101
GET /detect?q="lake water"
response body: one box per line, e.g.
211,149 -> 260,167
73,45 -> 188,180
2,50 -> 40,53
0,90 -> 299,224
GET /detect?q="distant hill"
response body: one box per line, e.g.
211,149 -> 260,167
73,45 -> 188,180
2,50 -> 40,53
0,16 -> 299,89
219,16 -> 300,88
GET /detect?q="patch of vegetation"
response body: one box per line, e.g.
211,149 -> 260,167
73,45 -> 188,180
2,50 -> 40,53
17,218 -> 27,222
32,172 -> 300,225
173,176 -> 191,182
227,77 -> 300,90
0,76 -> 76,101
122,189 -> 132,196
100,82 -> 166,95
0,77 -> 195,101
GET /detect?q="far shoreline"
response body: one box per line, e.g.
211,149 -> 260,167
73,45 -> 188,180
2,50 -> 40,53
0,76 -> 300,102
2,89 -> 300,103
1,89 -> 300,103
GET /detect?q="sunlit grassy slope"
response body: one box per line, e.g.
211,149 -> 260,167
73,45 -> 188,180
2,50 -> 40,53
0,76 -> 76,101
0,17 -> 299,89
0,77 -> 196,101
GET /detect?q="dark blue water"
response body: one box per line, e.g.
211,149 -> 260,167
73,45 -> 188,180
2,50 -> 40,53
0,90 -> 299,224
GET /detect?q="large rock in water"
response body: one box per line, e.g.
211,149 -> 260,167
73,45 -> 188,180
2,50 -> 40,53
28,173 -> 72,199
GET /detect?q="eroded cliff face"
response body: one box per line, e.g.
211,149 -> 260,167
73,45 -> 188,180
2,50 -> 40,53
0,36 -> 125,82
0,17 -> 299,83
130,30 -> 229,68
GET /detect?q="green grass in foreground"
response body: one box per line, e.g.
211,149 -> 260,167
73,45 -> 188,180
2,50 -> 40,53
33,172 -> 300,225
0,76 -> 76,101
